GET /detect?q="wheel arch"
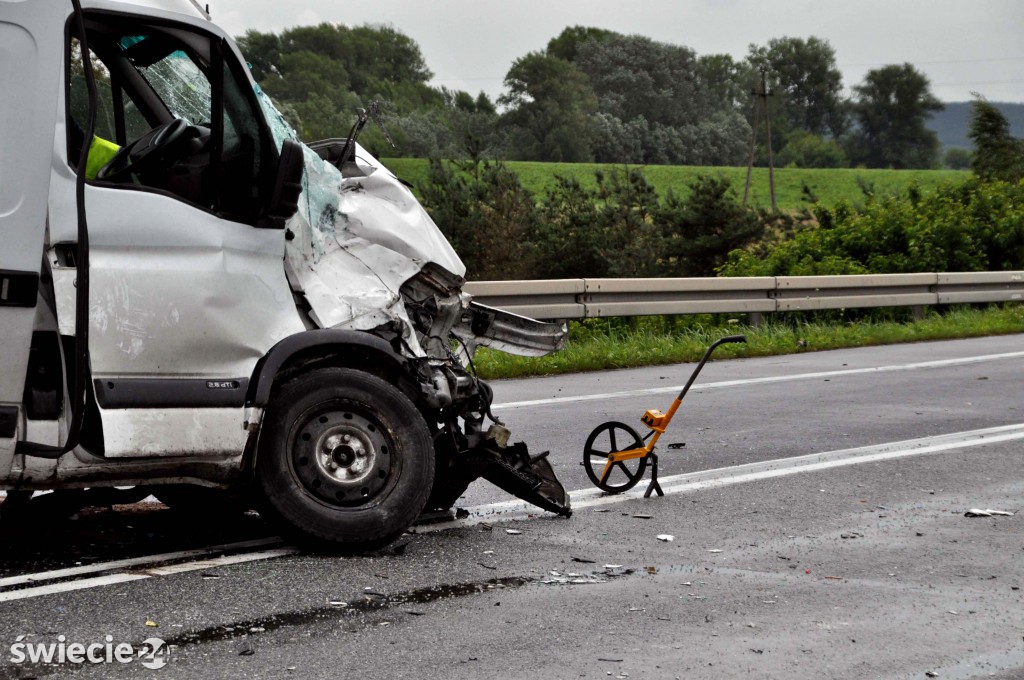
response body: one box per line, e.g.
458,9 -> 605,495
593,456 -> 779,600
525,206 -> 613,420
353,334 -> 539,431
246,329 -> 409,409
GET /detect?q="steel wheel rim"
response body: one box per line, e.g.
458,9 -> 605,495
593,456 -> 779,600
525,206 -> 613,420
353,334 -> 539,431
290,403 -> 394,507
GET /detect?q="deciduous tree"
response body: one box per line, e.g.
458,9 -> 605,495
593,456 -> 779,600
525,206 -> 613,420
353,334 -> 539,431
846,63 -> 943,169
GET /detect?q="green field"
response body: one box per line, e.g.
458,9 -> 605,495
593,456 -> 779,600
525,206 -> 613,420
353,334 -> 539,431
382,158 -> 967,211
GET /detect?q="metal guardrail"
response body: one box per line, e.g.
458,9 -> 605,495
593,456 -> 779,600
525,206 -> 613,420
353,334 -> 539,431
465,272 -> 1024,320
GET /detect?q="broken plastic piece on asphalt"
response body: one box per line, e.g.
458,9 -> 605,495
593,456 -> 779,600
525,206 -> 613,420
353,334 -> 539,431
145,620 -> 158,628
708,549 -> 723,553
604,564 -> 623,569
632,514 -> 653,519
542,575 -> 605,585
505,529 -> 523,535
328,599 -> 347,607
965,508 -> 1015,517
201,573 -> 221,580
925,672 -> 938,678
657,534 -> 674,542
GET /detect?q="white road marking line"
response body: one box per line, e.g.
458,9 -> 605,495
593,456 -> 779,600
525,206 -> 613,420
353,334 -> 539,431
0,537 -> 284,589
140,548 -> 299,576
0,549 -> 298,603
493,351 -> 1024,410
0,574 -> 150,603
419,422 -> 1024,530
6,422 -> 1022,602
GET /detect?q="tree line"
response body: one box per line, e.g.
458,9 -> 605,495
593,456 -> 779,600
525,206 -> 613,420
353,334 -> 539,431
237,25 -> 954,170
418,99 -> 1024,282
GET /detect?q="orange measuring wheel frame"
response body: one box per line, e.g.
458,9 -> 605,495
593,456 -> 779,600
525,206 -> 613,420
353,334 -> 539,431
583,335 -> 747,497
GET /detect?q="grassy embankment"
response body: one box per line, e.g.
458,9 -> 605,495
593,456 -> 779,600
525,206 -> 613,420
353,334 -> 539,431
383,158 -> 966,211
472,306 -> 1024,380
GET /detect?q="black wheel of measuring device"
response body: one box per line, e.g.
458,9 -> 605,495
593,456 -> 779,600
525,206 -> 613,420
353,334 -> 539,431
256,368 -> 434,552
583,421 -> 647,494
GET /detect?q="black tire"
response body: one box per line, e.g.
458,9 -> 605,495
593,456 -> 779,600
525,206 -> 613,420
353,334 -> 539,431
256,367 -> 434,551
583,421 -> 648,494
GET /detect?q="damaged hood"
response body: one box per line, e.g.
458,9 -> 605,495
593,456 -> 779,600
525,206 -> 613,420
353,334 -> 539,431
258,91 -> 464,352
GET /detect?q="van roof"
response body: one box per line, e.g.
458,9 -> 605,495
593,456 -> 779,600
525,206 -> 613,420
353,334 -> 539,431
82,0 -> 210,24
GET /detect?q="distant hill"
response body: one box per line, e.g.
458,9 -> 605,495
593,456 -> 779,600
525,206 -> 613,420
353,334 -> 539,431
928,101 -> 1024,150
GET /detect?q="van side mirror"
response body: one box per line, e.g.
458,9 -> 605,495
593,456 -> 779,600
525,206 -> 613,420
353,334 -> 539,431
258,139 -> 304,229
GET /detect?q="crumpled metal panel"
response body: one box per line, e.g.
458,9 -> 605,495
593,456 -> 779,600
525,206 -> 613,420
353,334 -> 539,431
258,91 -> 464,357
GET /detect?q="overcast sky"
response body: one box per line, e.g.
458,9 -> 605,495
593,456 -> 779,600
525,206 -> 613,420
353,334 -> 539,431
210,0 -> 1024,104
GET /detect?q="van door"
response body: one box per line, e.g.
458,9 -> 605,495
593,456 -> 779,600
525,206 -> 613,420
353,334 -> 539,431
0,2 -> 65,443
48,14 -> 304,457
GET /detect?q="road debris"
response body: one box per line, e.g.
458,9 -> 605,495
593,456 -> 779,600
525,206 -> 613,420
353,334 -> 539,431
840,532 -> 863,539
327,599 -> 347,607
708,549 -> 723,553
145,619 -> 158,628
572,556 -> 596,563
964,509 -> 1015,517
478,562 -> 497,570
505,529 -> 523,535
656,534 -> 674,542
632,514 -> 653,520
542,575 -> 605,585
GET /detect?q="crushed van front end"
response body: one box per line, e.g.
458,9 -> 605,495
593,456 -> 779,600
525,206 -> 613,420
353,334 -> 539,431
266,104 -> 571,518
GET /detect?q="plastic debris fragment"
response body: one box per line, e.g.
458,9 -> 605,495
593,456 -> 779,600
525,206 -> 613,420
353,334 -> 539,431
965,508 -> 1014,517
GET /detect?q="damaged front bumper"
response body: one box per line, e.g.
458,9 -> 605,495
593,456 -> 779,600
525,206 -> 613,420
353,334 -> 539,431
404,292 -> 572,518
271,116 -> 571,517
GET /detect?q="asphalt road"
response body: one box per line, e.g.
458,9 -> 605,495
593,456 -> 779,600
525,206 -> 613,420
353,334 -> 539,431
0,334 -> 1021,680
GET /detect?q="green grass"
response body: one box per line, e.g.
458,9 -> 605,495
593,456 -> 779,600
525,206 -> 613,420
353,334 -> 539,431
472,306 -> 1024,380
383,158 -> 967,211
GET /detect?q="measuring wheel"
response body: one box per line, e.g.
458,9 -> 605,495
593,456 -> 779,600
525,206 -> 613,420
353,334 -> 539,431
583,421 -> 648,493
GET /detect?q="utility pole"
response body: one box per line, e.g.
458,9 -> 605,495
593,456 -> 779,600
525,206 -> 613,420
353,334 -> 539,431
743,64 -> 777,213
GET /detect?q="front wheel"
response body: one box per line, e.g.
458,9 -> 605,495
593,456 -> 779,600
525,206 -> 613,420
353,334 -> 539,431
256,367 -> 434,551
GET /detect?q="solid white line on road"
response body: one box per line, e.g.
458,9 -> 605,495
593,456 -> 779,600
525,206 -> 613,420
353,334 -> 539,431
0,537 -> 284,589
418,422 -> 1024,530
0,573 -> 150,603
5,422 -> 1023,602
493,350 -> 1024,410
0,549 -> 298,603
140,548 -> 300,577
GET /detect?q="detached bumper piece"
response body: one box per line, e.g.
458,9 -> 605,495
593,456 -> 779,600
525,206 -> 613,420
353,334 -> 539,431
445,440 -> 572,518
480,442 -> 572,517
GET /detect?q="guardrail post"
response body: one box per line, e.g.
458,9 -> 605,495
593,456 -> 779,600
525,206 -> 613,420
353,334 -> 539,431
749,312 -> 763,328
